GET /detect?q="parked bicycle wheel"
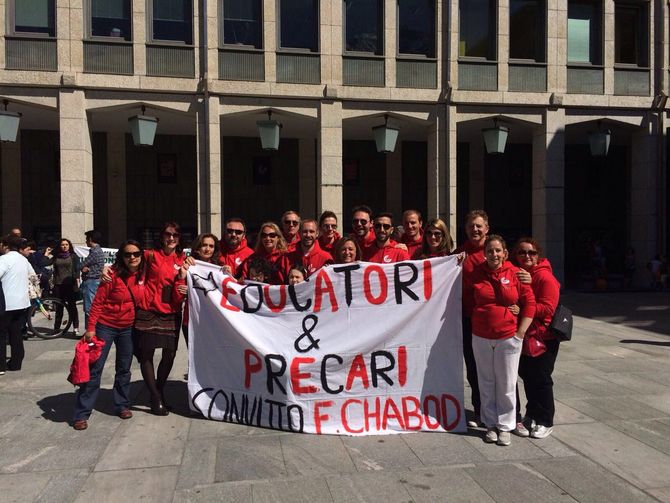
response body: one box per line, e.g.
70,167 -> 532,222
27,297 -> 72,339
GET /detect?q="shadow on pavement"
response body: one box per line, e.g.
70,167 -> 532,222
620,339 -> 670,346
561,291 -> 670,337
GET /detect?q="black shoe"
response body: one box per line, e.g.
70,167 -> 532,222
150,396 -> 169,416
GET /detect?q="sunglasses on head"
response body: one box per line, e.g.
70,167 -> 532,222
261,232 -> 278,239
352,219 -> 368,225
374,223 -> 392,231
163,232 -> 180,238
517,250 -> 538,256
123,251 -> 142,258
283,220 -> 299,226
226,228 -> 244,236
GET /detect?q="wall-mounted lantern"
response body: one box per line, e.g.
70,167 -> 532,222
257,110 -> 282,151
588,122 -> 611,157
128,105 -> 158,146
373,114 -> 399,154
482,117 -> 509,154
0,100 -> 21,142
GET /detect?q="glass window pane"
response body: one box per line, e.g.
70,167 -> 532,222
615,5 -> 646,66
398,0 -> 435,57
15,0 -> 55,36
568,1 -> 601,64
223,0 -> 262,47
459,0 -> 495,59
509,0 -> 545,61
153,0 -> 193,43
91,0 -> 131,40
280,0 -> 318,51
345,0 -> 382,54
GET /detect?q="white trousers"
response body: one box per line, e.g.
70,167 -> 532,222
472,334 -> 523,432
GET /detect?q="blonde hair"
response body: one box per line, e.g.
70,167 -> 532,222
255,222 -> 287,253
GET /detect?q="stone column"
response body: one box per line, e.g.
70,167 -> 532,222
298,138 -> 317,218
548,0 -> 567,93
386,141 -> 402,219
317,100 -> 343,225
133,0 -> 146,75
427,104 -> 453,229
497,0 -> 509,92
196,96 -> 221,234
59,89 -> 93,244
384,0 -> 397,87
264,0 -> 277,83
532,108 -> 565,284
603,0 -> 614,95
106,132 -> 126,245
631,120 -> 659,287
1,131 -> 21,232
469,136 -> 486,210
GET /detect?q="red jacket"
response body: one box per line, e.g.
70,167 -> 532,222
67,336 -> 105,386
87,270 -> 144,332
285,234 -> 301,253
318,232 -> 341,259
285,241 -> 334,278
401,231 -> 423,259
351,229 -> 376,255
471,261 -> 536,340
218,238 -> 254,278
524,259 -> 560,341
364,241 -> 410,263
241,248 -> 290,285
456,240 -> 486,316
141,249 -> 186,314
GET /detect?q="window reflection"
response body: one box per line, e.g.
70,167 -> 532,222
615,4 -> 648,67
568,0 -> 602,65
459,0 -> 496,59
223,0 -> 262,48
91,0 -> 131,40
345,0 -> 383,54
153,0 -> 192,44
280,0 -> 318,51
509,0 -> 545,62
398,0 -> 435,57
15,0 -> 55,37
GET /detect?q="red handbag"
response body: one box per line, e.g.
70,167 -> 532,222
522,332 -> 547,357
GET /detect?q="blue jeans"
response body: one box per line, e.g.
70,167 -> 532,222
73,323 -> 133,421
81,279 -> 100,327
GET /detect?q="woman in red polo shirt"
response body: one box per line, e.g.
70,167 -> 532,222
72,240 -> 145,430
470,234 -> 535,447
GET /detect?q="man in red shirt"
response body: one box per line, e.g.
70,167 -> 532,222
350,205 -> 375,254
281,210 -> 301,252
219,217 -> 254,278
364,213 -> 410,263
286,219 -> 333,278
401,209 -> 424,258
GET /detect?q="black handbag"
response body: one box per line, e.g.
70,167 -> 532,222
548,304 -> 573,341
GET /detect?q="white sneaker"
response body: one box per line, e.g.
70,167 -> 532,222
73,328 -> 79,336
497,430 -> 511,446
531,425 -> 554,439
513,422 -> 530,437
484,428 -> 498,443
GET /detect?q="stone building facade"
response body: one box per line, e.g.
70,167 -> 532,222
0,0 -> 667,287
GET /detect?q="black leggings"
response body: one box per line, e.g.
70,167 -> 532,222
53,284 -> 79,330
139,345 -> 176,403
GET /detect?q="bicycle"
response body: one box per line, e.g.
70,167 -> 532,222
27,295 -> 73,339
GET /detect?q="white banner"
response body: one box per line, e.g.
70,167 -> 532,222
187,256 -> 465,435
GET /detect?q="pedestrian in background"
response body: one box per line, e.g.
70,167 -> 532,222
80,230 -> 105,328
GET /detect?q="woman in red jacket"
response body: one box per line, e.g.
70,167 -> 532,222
72,240 -> 145,430
135,222 -> 186,416
513,238 -> 560,439
470,235 -> 536,446
414,218 -> 454,259
241,222 -> 289,284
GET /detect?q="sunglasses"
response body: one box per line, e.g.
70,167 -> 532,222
200,243 -> 215,249
322,223 -> 337,229
163,232 -> 180,238
261,232 -> 278,239
517,250 -> 538,256
427,231 -> 444,238
226,228 -> 244,236
283,220 -> 300,226
352,219 -> 369,225
123,251 -> 142,258
374,223 -> 393,231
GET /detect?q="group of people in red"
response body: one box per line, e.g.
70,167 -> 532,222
72,208 -> 561,449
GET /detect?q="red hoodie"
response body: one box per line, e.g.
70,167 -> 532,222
456,240 -> 486,317
524,258 -> 561,341
219,238 -> 254,278
241,248 -> 290,285
286,240 -> 334,278
364,241 -> 410,263
87,270 -> 144,332
285,234 -> 301,253
351,229 -> 376,255
401,230 -> 423,259
141,249 -> 186,314
318,232 -> 341,259
471,261 -> 536,340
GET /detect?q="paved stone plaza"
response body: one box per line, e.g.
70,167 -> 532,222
1,291 -> 669,502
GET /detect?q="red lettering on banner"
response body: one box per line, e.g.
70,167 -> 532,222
244,349 -> 262,388
397,346 -> 407,387
423,260 -> 432,300
345,354 -> 370,390
313,270 -> 339,313
220,277 -> 240,312
314,400 -> 333,434
401,396 -> 423,431
341,399 -> 364,434
290,357 -> 318,394
381,397 -> 406,430
363,265 -> 388,305
422,395 -> 441,430
364,396 -> 382,432
263,284 -> 287,313
441,394 -> 462,431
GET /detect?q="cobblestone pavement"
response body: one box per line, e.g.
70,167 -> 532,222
1,291 -> 669,502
